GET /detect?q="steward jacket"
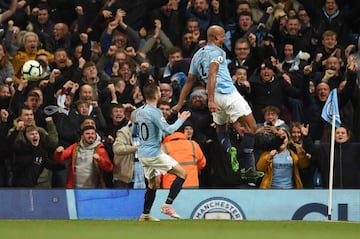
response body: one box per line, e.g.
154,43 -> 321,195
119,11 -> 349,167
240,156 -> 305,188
161,132 -> 206,188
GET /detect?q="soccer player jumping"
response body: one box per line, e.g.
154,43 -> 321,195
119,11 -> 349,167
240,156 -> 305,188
172,25 -> 264,182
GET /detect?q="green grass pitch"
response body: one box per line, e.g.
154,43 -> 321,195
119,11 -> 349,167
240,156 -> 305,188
1,220 -> 359,239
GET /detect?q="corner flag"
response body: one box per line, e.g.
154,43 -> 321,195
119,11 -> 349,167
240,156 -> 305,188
321,89 -> 341,220
321,89 -> 341,128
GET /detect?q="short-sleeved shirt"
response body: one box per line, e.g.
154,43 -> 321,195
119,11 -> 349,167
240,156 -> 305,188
189,44 -> 236,94
133,104 -> 184,158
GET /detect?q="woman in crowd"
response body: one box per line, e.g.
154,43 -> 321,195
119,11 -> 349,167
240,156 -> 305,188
289,122 -> 314,188
301,124 -> 360,189
256,127 -> 310,189
0,43 -> 14,85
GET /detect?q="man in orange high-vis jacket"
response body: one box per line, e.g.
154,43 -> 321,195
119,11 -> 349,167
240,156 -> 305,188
161,132 -> 206,188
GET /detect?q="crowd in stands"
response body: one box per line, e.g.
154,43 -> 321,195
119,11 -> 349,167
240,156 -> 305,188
0,0 -> 360,189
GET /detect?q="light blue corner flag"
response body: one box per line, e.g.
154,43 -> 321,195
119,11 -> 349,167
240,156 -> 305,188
321,89 -> 341,128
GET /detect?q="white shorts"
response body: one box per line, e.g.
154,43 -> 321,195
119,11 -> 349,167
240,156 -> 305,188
213,91 -> 252,125
139,153 -> 178,179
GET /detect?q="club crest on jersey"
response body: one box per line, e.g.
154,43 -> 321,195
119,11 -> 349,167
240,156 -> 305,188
217,56 -> 224,63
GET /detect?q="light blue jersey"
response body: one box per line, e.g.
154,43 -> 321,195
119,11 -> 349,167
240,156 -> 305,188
189,44 -> 236,94
133,104 -> 184,158
271,150 -> 294,189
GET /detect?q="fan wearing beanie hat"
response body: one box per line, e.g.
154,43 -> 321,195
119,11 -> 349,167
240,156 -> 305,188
189,91 -> 206,101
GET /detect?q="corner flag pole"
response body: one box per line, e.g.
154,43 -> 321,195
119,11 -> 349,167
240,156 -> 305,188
327,114 -> 336,221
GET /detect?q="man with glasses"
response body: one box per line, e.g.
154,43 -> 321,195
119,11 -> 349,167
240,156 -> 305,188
44,22 -> 71,53
228,37 -> 263,78
160,83 -> 178,106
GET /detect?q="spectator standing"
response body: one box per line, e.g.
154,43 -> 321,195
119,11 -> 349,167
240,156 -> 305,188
54,125 -> 113,189
185,0 -> 212,33
179,31 -> 199,60
29,5 -> 55,47
0,43 -> 14,85
161,131 -> 206,189
289,121 -> 313,188
249,60 -> 302,123
256,105 -> 289,134
7,107 -> 58,188
301,125 -> 360,189
139,19 -> 174,75
228,37 -> 263,79
159,82 -> 177,107
158,100 -> 176,123
232,66 -> 251,105
103,0 -> 168,31
314,0 -> 350,47
186,89 -> 217,144
12,32 -> 54,82
274,16 -> 311,60
256,127 -> 310,189
112,108 -> 145,189
0,105 -> 12,186
0,0 -> 17,24
302,59 -> 357,141
43,22 -> 72,55
11,125 -> 65,187
312,30 -> 346,74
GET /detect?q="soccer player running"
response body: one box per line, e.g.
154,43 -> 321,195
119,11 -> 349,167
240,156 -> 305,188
172,25 -> 264,181
134,82 -> 191,221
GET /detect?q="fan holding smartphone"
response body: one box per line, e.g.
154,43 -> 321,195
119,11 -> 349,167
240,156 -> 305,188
256,105 -> 289,135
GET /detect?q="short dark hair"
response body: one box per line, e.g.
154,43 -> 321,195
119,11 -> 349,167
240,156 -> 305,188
54,48 -> 68,56
19,105 -> 33,116
262,105 -> 280,116
287,15 -> 300,22
26,91 -> 40,100
80,116 -> 96,130
235,37 -> 250,47
143,82 -> 159,100
157,100 -> 170,108
25,125 -> 38,133
168,46 -> 182,56
37,3 -> 49,11
237,0 -> 251,9
75,99 -> 90,107
111,103 -> 124,112
83,61 -> 96,70
81,125 -> 96,134
238,11 -> 253,21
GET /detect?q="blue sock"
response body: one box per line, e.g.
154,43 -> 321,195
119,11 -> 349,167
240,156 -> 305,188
217,130 -> 232,150
240,133 -> 255,169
